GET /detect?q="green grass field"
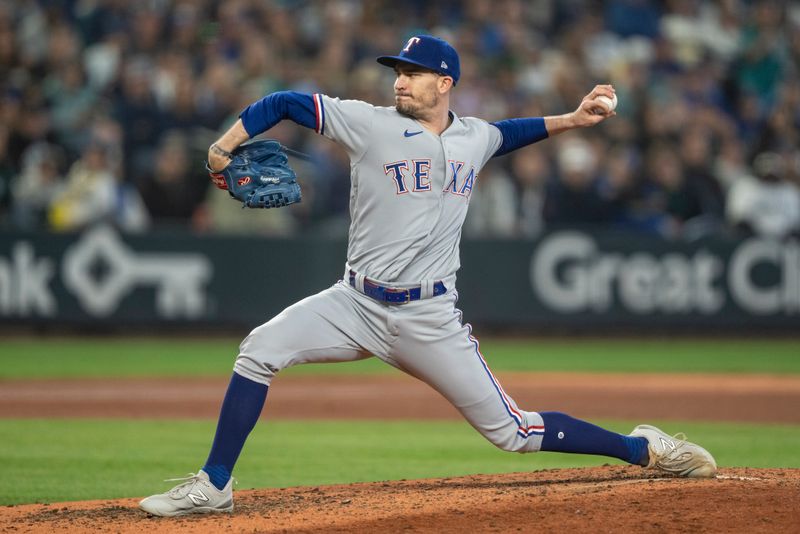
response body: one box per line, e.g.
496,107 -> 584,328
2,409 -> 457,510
2,337 -> 799,378
1,336 -> 799,505
2,418 -> 799,505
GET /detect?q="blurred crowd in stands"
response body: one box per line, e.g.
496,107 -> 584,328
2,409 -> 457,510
1,0 -> 799,240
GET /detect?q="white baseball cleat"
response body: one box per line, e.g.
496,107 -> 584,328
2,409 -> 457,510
139,471 -> 234,517
630,424 -> 717,478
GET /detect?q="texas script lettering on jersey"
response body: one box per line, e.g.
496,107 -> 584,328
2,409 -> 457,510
383,160 -> 476,197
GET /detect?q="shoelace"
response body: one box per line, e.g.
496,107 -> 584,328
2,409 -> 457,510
165,472 -> 203,484
163,472 -> 238,497
164,473 -> 203,497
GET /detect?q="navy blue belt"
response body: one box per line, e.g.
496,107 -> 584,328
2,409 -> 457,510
348,271 -> 447,304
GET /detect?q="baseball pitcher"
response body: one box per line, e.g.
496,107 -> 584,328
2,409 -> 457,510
140,35 -> 716,517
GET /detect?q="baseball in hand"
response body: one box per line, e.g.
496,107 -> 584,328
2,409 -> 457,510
596,93 -> 618,113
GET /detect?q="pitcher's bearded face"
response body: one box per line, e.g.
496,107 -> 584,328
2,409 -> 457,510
393,65 -> 442,118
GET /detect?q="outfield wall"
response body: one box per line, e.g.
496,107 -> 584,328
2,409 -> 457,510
1,225 -> 798,332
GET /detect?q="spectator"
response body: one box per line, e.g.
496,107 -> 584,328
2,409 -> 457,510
734,0 -> 786,109
112,57 -> 163,184
45,60 -> 98,154
48,139 -> 148,232
713,136 -> 753,192
0,1 -> 796,238
10,142 -> 65,230
509,148 -> 552,238
136,131 -> 208,228
727,151 -> 800,239
639,140 -> 720,239
543,136 -> 613,226
678,125 -> 726,220
597,143 -> 641,230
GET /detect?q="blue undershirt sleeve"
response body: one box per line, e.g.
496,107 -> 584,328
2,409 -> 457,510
238,91 -> 318,138
491,117 -> 549,157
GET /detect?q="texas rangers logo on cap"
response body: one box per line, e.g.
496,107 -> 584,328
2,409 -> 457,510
376,35 -> 461,85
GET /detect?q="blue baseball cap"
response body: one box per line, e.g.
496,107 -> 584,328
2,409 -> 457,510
377,35 -> 460,85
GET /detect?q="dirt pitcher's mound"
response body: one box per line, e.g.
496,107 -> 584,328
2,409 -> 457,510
4,466 -> 798,533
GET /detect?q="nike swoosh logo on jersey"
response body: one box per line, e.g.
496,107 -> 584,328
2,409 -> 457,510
404,129 -> 423,137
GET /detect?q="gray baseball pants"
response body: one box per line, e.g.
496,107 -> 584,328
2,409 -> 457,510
234,280 -> 545,452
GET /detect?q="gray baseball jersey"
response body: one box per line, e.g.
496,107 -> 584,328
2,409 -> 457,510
234,95 -> 545,453
320,96 -> 502,285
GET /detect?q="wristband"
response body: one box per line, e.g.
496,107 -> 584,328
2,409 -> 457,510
211,143 -> 234,159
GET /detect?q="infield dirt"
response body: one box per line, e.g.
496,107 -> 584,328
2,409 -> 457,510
3,372 -> 799,422
2,372 -> 799,532
3,466 -> 798,533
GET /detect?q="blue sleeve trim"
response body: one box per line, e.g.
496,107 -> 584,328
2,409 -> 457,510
491,117 -> 549,157
239,91 -> 318,138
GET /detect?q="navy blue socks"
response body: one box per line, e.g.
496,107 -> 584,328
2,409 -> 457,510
200,384 -> 649,490
202,372 -> 269,490
540,411 -> 649,466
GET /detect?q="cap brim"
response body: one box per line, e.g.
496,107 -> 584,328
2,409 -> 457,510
377,55 -> 438,73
